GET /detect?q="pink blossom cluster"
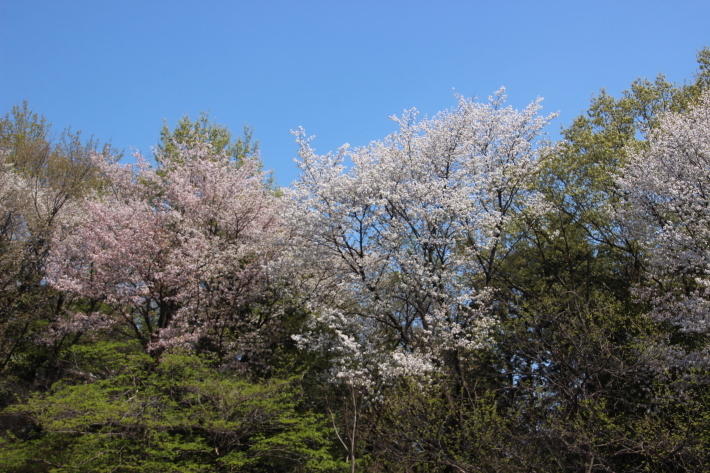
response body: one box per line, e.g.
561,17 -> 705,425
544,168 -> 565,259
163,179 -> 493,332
46,144 -> 280,356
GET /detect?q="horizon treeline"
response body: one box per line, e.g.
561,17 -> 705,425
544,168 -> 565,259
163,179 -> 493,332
1,48 -> 710,472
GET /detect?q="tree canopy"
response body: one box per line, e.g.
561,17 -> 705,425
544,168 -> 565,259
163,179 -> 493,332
2,48 -> 710,473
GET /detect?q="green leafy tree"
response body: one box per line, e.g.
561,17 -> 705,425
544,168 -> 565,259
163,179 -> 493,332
483,47 -> 710,471
157,111 -> 278,191
157,111 -> 258,166
0,342 -> 343,473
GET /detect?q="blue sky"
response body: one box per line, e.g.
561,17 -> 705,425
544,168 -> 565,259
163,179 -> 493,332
1,0 -> 708,186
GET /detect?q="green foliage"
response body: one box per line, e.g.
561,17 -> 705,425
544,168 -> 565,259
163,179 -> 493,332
535,47 -> 709,258
157,111 -> 278,190
0,101 -> 115,200
157,111 -> 258,167
0,342 -> 342,472
472,46 -> 710,472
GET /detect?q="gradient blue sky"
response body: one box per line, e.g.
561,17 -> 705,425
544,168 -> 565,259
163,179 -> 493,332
1,0 -> 708,186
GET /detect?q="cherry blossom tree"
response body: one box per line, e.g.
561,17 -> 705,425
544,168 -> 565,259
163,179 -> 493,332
618,91 -> 710,357
46,143 -> 281,361
286,89 -> 557,386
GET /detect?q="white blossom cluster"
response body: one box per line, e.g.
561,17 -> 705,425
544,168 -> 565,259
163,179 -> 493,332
285,90 -> 556,386
618,92 -> 710,342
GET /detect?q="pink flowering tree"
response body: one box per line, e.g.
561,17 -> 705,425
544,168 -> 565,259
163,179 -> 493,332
47,143 -> 281,361
618,91 -> 710,362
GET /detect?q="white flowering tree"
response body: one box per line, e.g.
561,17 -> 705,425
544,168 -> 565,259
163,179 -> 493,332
619,91 -> 710,348
46,144 -> 281,362
286,90 -> 556,386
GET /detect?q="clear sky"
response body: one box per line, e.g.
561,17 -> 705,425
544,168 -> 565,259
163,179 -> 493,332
1,0 -> 708,187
